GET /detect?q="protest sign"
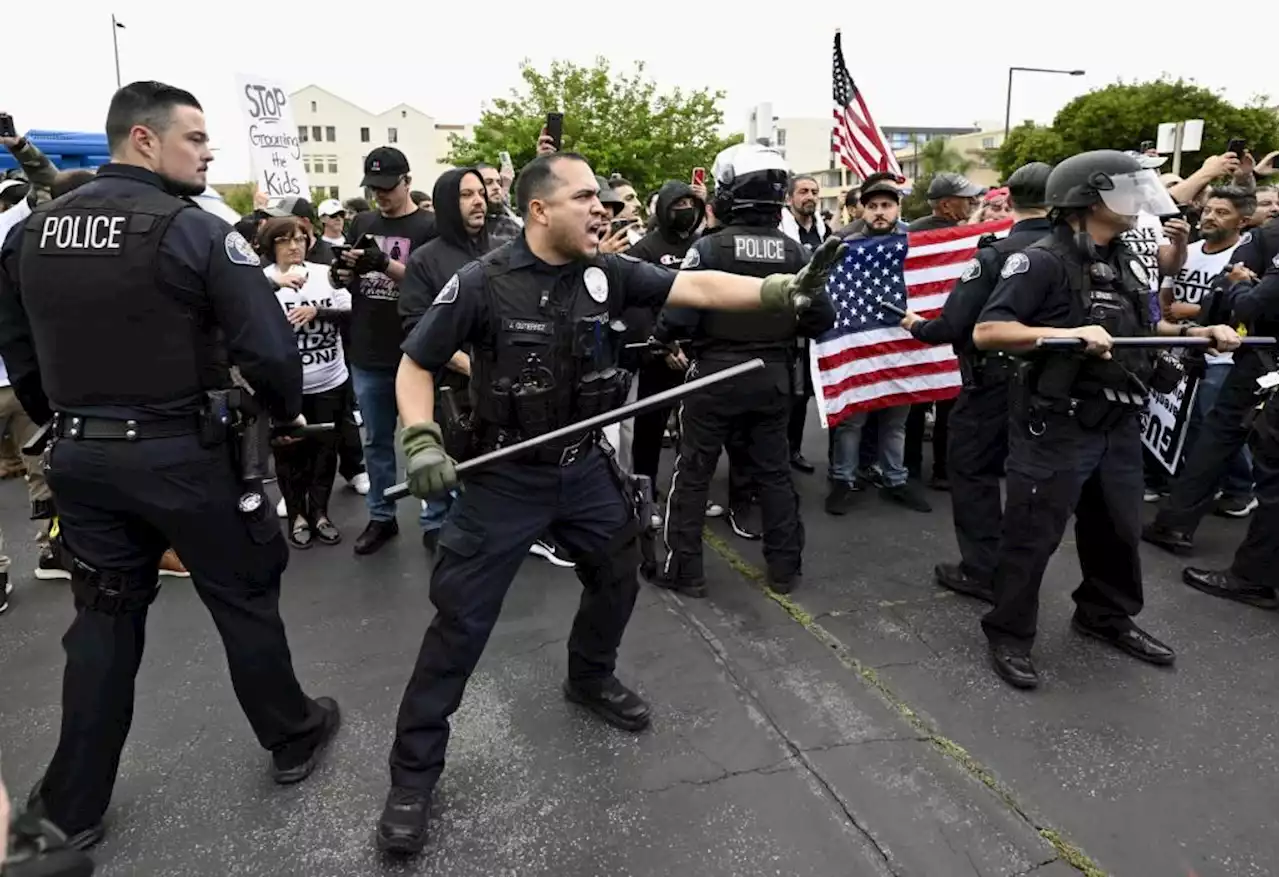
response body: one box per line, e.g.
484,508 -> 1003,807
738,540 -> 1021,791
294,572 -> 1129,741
1140,351 -> 1199,474
235,74 -> 310,201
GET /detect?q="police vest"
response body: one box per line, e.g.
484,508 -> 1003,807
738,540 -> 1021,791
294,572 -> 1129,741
1031,234 -> 1155,396
20,185 -> 212,411
694,226 -> 805,357
468,250 -> 625,442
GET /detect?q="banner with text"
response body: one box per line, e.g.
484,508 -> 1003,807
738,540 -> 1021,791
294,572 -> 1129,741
1140,351 -> 1199,474
235,74 -> 310,201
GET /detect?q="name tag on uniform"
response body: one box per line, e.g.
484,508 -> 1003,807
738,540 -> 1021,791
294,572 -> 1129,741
502,318 -> 553,335
733,235 -> 787,263
38,212 -> 128,256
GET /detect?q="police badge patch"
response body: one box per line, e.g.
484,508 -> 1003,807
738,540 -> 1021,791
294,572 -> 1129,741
960,258 -> 982,282
680,248 -> 701,269
584,266 -> 609,303
1239,231 -> 1253,246
224,231 -> 260,266
1001,252 -> 1030,279
434,274 -> 460,306
1129,259 -> 1149,287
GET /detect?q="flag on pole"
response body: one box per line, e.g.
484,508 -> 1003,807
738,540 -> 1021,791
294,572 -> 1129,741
113,15 -> 125,27
811,218 -> 1014,428
831,30 -> 902,182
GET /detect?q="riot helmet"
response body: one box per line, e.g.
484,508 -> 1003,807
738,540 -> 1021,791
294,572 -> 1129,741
711,143 -> 789,220
1045,150 -> 1178,217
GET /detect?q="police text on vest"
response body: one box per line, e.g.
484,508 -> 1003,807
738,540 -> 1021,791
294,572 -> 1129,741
40,215 -> 126,251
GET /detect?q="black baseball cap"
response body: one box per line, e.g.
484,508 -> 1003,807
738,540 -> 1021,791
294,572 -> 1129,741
361,147 -> 410,189
859,172 -> 901,204
276,196 -> 316,223
927,172 -> 985,200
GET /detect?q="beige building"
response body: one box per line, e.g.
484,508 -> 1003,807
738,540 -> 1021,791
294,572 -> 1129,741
290,85 -> 471,201
894,127 -> 1007,189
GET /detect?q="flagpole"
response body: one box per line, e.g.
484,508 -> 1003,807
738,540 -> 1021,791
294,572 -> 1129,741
111,14 -> 122,89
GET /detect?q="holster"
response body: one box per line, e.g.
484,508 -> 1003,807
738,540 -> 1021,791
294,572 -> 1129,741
599,441 -> 658,579
438,386 -> 477,462
575,368 -> 630,419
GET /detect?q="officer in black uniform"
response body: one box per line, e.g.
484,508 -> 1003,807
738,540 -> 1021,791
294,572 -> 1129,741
0,82 -> 340,848
901,162 -> 1053,602
656,144 -> 836,598
377,151 -> 841,854
972,149 -> 1241,690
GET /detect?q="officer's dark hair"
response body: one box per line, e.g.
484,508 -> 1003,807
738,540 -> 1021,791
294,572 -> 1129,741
254,216 -> 305,258
788,174 -> 818,196
515,152 -> 590,217
51,170 -> 96,199
1206,186 -> 1257,219
105,81 -> 203,153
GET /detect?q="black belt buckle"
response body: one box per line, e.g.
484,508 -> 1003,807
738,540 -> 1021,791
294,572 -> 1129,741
559,437 -> 586,467
124,419 -> 140,441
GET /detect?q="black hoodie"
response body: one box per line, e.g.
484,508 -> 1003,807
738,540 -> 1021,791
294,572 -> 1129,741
399,168 -> 493,332
627,180 -> 705,268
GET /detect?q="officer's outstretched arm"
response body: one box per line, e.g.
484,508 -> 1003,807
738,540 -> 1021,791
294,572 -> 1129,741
396,354 -> 436,426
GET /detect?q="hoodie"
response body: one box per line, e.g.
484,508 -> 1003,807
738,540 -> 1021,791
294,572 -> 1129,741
627,181 -> 705,268
399,168 -> 494,332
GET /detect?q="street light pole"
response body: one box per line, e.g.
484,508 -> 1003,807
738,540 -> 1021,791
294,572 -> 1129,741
111,15 -> 124,89
1004,66 -> 1086,139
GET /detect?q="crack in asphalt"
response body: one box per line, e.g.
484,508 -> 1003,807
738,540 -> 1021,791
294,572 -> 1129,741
639,758 -> 794,796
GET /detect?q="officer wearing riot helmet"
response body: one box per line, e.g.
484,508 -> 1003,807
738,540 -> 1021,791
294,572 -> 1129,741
901,162 -> 1054,602
972,149 -> 1241,690
655,144 -> 836,598
0,81 -> 340,848
379,150 -> 841,853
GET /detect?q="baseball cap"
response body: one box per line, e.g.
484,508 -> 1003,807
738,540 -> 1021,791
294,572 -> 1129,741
596,175 -> 625,212
317,198 -> 344,217
860,179 -> 900,204
276,196 -> 316,223
1124,150 -> 1168,170
361,147 -> 410,189
927,173 -> 985,200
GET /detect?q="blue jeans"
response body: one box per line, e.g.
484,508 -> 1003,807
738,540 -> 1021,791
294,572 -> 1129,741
420,494 -> 456,533
1188,362 -> 1254,498
828,405 -> 909,487
350,365 -> 400,522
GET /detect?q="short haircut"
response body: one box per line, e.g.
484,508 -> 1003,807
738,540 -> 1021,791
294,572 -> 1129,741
344,197 -> 370,214
410,190 -> 430,203
844,188 -> 860,208
1255,185 -> 1277,198
475,162 -> 496,172
516,152 -> 589,217
608,174 -> 633,190
1207,186 -> 1257,218
254,216 -> 304,257
105,80 -> 202,153
51,169 -> 96,199
788,174 -> 818,196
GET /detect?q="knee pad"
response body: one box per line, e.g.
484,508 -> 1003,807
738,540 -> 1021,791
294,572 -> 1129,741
67,552 -> 160,615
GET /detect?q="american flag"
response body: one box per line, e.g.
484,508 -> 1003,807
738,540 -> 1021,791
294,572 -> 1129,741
811,219 -> 1014,428
831,31 -> 901,181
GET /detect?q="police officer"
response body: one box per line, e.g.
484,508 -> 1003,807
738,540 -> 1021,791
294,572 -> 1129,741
972,149 -> 1241,690
654,144 -> 835,597
378,151 -> 841,853
0,81 -> 340,847
900,162 -> 1053,602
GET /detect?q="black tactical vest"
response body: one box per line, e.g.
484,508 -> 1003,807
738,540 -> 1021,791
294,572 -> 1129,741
19,185 -> 209,410
694,225 -> 805,357
468,249 -> 626,441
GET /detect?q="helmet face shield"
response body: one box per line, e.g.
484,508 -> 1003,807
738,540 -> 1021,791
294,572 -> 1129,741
1096,169 -> 1179,218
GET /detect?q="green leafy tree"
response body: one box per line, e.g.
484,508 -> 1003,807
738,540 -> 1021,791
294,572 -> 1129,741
900,138 -> 975,220
993,123 -> 1072,179
446,58 -> 742,200
218,183 -> 255,216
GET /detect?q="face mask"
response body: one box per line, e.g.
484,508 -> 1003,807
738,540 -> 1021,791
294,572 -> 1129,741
669,207 -> 698,233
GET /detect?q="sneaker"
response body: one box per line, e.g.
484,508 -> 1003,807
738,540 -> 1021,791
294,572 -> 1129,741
353,519 -> 399,556
34,544 -> 71,581
349,472 -> 371,496
158,549 -> 190,578
854,466 -> 886,489
1142,487 -> 1162,503
277,497 -> 287,518
704,501 -> 725,518
883,482 -> 932,513
0,572 -> 11,614
1215,495 -> 1258,518
529,539 -> 575,568
353,409 -> 364,428
728,504 -> 762,540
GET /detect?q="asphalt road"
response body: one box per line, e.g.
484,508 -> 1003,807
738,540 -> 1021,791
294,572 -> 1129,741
0,418 -> 1273,877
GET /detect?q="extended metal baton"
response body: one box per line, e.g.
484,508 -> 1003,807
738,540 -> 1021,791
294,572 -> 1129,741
1036,336 -> 1279,349
271,422 -> 337,438
384,357 -> 766,501
876,298 -> 909,319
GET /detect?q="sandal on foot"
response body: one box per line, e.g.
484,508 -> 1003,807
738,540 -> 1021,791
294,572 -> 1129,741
288,521 -> 313,550
313,519 -> 341,545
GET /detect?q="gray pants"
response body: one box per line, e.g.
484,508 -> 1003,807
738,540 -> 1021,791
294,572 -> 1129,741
0,385 -> 52,573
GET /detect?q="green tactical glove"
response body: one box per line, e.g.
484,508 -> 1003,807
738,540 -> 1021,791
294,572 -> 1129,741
400,422 -> 458,500
760,236 -> 848,311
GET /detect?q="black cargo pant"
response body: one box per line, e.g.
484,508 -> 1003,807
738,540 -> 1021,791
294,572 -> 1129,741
1154,358 -> 1264,536
390,448 -> 640,792
40,433 -> 327,834
982,411 -> 1145,652
663,359 -> 803,586
906,399 -> 953,480
946,378 -> 1011,582
1232,394 -> 1278,586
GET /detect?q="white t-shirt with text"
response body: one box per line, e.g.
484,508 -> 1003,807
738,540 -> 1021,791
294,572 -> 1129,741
1120,212 -> 1169,295
1173,238 -> 1240,365
265,262 -> 353,394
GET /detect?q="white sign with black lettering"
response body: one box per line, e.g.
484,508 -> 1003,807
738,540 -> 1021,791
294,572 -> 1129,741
1139,351 -> 1199,474
235,74 -> 310,200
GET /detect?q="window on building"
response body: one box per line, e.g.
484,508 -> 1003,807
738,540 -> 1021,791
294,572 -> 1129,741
401,110 -> 407,118
311,126 -> 321,142
310,100 -> 317,112
303,160 -> 311,173
360,127 -> 370,143
388,127 -> 398,143
982,137 -> 995,149
776,129 -> 787,147
327,159 -> 338,174
329,186 -> 340,199
298,126 -> 308,143
325,126 -> 336,142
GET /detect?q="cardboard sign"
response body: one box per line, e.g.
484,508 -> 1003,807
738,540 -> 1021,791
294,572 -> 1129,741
1140,351 -> 1199,474
235,74 -> 310,201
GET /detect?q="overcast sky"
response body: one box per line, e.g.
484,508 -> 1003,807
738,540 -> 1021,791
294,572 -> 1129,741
5,0 -> 1278,184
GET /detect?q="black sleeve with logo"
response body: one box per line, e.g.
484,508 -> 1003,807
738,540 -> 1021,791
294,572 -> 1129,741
346,209 -> 438,370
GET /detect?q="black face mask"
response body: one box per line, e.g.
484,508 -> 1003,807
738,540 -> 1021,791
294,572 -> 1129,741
669,206 -> 698,234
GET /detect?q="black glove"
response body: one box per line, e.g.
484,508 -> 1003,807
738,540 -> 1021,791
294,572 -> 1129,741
354,247 -> 390,275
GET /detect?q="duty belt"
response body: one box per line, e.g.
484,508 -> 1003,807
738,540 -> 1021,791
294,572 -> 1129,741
482,428 -> 598,467
53,414 -> 200,441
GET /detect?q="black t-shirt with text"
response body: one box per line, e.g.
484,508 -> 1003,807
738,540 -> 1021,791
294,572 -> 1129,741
345,208 -> 437,369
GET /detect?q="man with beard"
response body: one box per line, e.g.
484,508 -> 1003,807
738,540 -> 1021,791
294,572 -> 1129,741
0,80 -> 339,848
477,162 -> 523,247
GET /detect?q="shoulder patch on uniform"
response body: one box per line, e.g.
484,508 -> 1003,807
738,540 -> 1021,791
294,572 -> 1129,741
584,265 -> 609,303
960,258 -> 982,283
1239,231 -> 1252,246
680,247 -> 701,269
224,230 -> 260,266
433,274 -> 460,306
1128,259 -> 1149,287
1000,252 -> 1029,279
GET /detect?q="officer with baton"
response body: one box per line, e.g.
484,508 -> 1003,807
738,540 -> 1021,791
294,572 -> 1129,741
374,151 -> 843,854
970,150 -> 1243,690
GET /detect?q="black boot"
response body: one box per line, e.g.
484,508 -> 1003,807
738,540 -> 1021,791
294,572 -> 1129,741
934,563 -> 994,604
563,676 -> 651,731
376,786 -> 431,855
989,644 -> 1039,689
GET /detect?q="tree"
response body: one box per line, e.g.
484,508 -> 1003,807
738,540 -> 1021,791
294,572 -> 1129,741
218,183 -> 255,216
993,123 -> 1072,179
900,138 -> 975,220
446,58 -> 742,199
